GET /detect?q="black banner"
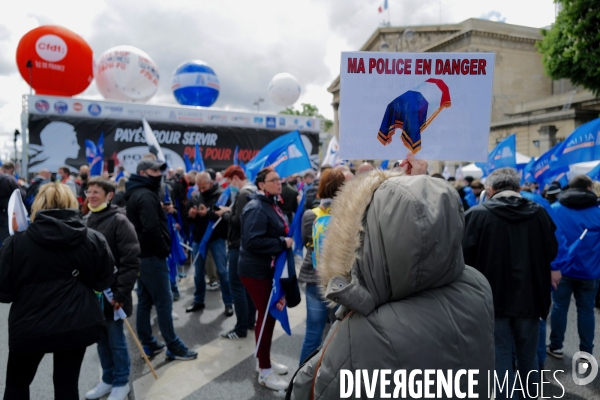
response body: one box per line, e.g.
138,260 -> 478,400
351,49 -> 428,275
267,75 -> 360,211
28,115 -> 319,174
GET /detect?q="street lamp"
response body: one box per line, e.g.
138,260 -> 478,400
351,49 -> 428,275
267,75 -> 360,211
13,130 -> 20,164
253,97 -> 264,112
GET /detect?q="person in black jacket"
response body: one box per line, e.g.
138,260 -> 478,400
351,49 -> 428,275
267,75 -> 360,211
462,168 -> 559,398
0,162 -> 25,247
239,167 -> 292,391
217,165 -> 257,340
185,171 -> 233,315
125,160 -> 197,362
83,178 -> 140,400
279,176 -> 298,223
0,182 -> 114,400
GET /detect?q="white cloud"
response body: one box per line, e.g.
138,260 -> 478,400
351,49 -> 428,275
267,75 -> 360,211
0,0 -> 556,145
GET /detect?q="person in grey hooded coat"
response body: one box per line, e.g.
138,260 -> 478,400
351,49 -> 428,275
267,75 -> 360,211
288,170 -> 495,400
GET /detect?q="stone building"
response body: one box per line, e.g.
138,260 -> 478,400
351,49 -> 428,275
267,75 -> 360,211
327,18 -> 600,171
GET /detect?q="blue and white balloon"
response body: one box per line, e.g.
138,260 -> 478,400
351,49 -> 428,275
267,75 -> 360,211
171,60 -> 220,107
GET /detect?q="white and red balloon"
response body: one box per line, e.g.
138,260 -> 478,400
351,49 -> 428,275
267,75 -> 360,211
268,73 -> 301,107
95,45 -> 160,102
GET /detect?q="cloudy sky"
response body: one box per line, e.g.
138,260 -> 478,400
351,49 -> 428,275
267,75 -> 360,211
0,0 -> 556,156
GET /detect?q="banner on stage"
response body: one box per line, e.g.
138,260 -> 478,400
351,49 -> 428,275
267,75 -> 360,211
339,52 -> 495,161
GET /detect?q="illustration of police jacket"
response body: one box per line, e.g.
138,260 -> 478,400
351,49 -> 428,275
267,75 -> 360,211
377,78 -> 451,154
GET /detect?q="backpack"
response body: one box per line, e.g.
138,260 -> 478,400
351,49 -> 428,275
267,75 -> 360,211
311,207 -> 331,270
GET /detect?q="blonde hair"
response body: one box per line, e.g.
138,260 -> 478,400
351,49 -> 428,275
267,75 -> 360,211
30,182 -> 79,222
593,181 -> 600,198
116,177 -> 127,193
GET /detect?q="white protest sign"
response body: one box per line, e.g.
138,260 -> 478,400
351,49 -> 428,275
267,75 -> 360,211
339,52 -> 495,161
8,189 -> 29,236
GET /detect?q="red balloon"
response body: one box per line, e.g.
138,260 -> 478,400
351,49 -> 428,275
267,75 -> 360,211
16,25 -> 94,96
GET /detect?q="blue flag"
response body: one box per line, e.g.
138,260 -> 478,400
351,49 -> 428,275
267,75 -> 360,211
184,153 -> 194,172
244,130 -> 312,182
198,187 -> 230,258
115,170 -> 124,183
233,146 -> 239,166
194,142 -> 206,172
85,133 -> 104,176
268,250 -> 292,335
520,157 -> 536,185
587,162 -> 600,181
478,134 -> 517,177
380,160 -> 389,170
549,118 -> 600,172
289,190 -> 306,256
531,143 -> 569,189
164,187 -> 187,283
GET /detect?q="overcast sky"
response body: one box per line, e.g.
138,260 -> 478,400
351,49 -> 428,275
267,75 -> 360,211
0,0 -> 556,154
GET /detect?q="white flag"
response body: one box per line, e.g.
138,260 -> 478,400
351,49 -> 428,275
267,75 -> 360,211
455,164 -> 464,181
322,136 -> 340,167
8,189 -> 28,236
142,118 -> 165,163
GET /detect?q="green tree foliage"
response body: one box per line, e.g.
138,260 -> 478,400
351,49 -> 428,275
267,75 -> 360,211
280,103 -> 333,132
536,0 -> 600,95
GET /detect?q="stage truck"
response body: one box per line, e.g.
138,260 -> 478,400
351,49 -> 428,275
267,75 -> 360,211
21,95 -> 321,177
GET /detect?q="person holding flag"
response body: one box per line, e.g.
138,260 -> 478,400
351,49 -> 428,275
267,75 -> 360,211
83,178 -> 140,400
186,171 -> 234,316
239,167 -> 292,391
547,175 -> 600,360
0,182 -> 114,399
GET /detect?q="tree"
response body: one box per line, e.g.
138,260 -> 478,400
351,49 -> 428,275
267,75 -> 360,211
536,0 -> 600,95
280,103 -> 333,132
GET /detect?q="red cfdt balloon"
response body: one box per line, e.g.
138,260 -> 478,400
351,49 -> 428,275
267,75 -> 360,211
16,25 -> 94,96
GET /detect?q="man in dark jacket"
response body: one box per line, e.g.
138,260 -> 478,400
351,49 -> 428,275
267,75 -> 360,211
0,162 -> 25,246
125,160 -> 197,361
217,166 -> 257,340
463,167 -> 558,399
548,175 -> 600,359
84,178 -> 140,400
186,171 -> 233,315
280,176 -> 298,223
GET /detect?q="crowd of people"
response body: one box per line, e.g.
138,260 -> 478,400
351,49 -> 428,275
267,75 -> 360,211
0,153 -> 599,399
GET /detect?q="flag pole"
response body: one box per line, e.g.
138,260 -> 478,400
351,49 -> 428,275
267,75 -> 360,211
254,285 -> 275,358
124,319 -> 158,380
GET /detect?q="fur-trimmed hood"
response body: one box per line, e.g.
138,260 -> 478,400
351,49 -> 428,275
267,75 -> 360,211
318,170 -> 465,315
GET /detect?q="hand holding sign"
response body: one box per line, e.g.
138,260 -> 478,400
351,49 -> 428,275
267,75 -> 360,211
400,152 -> 428,176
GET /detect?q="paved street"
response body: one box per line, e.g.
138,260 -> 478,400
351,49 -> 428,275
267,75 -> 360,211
1,260 -> 600,399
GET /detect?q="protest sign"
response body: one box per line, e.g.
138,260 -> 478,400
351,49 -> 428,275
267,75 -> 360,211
339,52 -> 495,161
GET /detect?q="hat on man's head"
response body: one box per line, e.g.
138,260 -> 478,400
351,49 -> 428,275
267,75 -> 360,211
304,169 -> 316,178
546,184 -> 561,195
136,159 -> 167,174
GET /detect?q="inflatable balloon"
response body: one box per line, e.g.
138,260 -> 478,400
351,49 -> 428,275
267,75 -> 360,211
16,25 -> 94,96
95,45 -> 159,102
171,60 -> 220,107
268,73 -> 301,107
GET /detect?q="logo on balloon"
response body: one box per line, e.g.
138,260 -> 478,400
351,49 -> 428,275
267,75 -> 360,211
35,34 -> 68,62
88,104 -> 102,117
73,102 -> 83,112
35,100 -> 50,113
54,101 -> 68,114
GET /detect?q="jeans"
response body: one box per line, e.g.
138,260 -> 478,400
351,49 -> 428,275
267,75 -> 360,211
538,319 -> 547,369
494,317 -> 539,400
4,348 -> 86,400
550,276 -> 599,354
299,283 -> 330,364
97,319 -> 130,387
228,248 -> 256,336
136,257 -> 186,352
192,239 -> 233,306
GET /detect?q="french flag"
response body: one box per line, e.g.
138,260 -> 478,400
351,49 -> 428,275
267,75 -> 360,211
378,0 -> 388,13
377,78 -> 451,154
